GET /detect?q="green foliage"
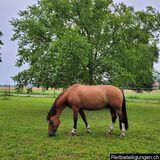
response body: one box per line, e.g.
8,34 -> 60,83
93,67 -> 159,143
0,97 -> 160,159
11,1 -> 160,88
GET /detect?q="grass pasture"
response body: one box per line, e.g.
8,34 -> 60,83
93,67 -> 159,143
0,96 -> 160,160
125,90 -> 160,101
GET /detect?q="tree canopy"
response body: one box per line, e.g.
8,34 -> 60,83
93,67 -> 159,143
11,0 -> 160,89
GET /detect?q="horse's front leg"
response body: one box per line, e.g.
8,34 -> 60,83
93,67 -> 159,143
71,107 -> 78,135
79,109 -> 91,133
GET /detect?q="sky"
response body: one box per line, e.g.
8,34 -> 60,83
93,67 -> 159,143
0,0 -> 160,85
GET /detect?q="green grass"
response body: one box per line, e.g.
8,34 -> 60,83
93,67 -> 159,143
125,90 -> 160,101
0,96 -> 160,160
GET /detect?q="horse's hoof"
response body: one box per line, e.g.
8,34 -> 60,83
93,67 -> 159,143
71,132 -> 76,136
108,129 -> 113,134
71,128 -> 76,136
86,128 -> 91,133
120,132 -> 126,138
108,131 -> 112,135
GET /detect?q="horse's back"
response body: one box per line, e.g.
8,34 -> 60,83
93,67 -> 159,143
66,84 -> 123,109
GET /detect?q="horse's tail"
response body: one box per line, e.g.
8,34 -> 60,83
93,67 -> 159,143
119,90 -> 128,130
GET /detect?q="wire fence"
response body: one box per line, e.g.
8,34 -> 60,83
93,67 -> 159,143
0,85 -> 160,99
0,85 -> 62,97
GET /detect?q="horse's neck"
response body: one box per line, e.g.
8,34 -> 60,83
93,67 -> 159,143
55,95 -> 66,117
54,103 -> 65,118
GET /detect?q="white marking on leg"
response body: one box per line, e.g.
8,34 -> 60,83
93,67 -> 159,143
120,122 -> 126,138
71,128 -> 76,135
108,122 -> 115,133
110,122 -> 115,131
122,122 -> 125,132
86,124 -> 91,133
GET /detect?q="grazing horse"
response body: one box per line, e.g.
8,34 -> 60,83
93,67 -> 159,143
47,84 -> 128,137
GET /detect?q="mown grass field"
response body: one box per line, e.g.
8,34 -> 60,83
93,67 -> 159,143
0,96 -> 160,160
125,90 -> 160,101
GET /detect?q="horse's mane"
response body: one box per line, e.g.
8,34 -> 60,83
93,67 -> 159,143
47,88 -> 67,120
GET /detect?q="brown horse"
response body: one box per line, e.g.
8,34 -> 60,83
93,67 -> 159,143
47,84 -> 128,137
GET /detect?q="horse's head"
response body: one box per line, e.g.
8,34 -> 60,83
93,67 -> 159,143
47,116 -> 60,137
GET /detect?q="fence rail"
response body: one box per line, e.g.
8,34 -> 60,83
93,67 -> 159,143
0,85 -> 160,101
0,85 -> 62,97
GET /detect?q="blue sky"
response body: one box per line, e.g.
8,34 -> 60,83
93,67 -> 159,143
0,0 -> 160,85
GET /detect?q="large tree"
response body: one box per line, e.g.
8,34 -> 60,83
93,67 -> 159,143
11,0 -> 160,89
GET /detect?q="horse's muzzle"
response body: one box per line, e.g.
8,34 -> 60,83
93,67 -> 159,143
49,132 -> 56,137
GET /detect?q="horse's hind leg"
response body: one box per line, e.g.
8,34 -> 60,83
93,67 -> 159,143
79,109 -> 91,133
116,110 -> 126,138
108,107 -> 117,134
